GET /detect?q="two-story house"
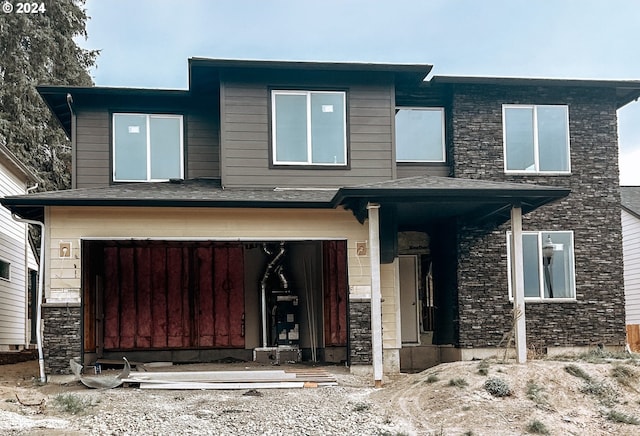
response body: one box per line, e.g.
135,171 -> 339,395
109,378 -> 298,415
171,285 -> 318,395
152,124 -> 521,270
2,59 -> 638,381
0,144 -> 38,351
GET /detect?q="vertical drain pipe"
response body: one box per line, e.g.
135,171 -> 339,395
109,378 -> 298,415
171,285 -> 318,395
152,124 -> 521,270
12,213 -> 46,382
260,242 -> 286,347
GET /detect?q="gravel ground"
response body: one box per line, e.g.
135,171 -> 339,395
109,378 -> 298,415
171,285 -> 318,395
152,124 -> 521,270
1,365 -> 415,435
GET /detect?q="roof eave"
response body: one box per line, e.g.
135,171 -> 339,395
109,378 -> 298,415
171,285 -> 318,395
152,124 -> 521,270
0,144 -> 39,183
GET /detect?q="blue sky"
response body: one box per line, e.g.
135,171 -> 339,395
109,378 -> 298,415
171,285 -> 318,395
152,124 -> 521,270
79,0 -> 640,184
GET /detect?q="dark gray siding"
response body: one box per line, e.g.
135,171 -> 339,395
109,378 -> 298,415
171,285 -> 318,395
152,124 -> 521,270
74,105 -> 220,188
186,109 -> 220,179
75,109 -> 110,188
450,85 -> 626,349
220,71 -> 395,188
397,164 -> 449,178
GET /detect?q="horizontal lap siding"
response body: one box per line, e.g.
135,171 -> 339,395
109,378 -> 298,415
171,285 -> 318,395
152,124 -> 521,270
76,107 -> 220,187
0,163 -> 27,345
47,206 -> 372,296
221,77 -> 394,188
76,109 -> 110,188
187,110 -> 220,178
623,209 -> 640,324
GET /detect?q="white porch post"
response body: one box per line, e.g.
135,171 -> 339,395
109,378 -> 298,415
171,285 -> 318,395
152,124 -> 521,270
510,204 -> 527,363
367,203 -> 383,387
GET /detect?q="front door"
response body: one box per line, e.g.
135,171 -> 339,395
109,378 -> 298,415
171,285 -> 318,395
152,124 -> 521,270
399,255 -> 420,344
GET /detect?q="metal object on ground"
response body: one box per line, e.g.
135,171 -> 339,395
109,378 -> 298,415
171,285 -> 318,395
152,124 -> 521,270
70,357 -> 131,389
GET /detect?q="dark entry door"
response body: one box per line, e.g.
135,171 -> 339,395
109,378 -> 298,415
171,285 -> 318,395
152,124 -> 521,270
102,242 -> 244,350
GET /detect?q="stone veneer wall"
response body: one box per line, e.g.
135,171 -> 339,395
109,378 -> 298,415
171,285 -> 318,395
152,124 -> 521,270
349,300 -> 372,364
450,84 -> 626,349
42,303 -> 81,375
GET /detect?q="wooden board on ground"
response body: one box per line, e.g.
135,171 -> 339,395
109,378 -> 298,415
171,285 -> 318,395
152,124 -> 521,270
139,381 -> 306,390
126,370 -> 296,383
124,367 -> 337,389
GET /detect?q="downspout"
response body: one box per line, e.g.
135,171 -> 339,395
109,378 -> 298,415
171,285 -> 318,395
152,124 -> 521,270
21,184 -> 37,348
66,93 -> 77,189
12,212 -> 46,383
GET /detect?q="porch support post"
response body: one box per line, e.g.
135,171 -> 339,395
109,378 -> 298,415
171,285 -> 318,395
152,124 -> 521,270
367,202 -> 383,387
510,203 -> 527,363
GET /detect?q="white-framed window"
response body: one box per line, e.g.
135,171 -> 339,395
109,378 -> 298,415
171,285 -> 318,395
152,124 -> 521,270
271,90 -> 347,166
113,113 -> 184,182
395,107 -> 445,162
507,230 -> 576,300
0,259 -> 10,281
503,105 -> 570,174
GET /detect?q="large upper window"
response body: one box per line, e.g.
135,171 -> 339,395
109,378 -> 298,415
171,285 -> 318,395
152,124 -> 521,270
507,231 -> 576,300
113,114 -> 184,182
395,108 -> 445,162
503,105 -> 570,174
272,90 -> 347,166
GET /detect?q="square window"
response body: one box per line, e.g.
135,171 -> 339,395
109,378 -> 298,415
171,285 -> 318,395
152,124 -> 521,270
507,231 -> 576,300
0,259 -> 10,281
395,108 -> 445,162
503,105 -> 570,174
272,91 -> 347,166
113,114 -> 184,182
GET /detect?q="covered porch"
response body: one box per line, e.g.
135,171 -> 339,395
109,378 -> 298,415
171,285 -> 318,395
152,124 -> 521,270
335,176 -> 570,381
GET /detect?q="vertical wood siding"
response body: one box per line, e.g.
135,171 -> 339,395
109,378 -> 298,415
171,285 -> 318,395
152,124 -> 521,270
622,209 -> 640,324
102,242 -> 244,350
322,240 -> 348,346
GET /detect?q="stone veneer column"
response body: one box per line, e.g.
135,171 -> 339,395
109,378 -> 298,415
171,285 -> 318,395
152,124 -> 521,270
42,303 -> 81,375
349,299 -> 372,365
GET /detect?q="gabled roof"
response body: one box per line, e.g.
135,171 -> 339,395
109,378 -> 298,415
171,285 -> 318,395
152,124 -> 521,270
1,175 -> 569,227
621,186 -> 640,218
0,143 -> 38,183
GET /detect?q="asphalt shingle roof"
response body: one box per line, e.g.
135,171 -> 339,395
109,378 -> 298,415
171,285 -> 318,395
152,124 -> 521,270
1,175 -> 570,224
621,186 -> 640,217
3,178 -> 337,206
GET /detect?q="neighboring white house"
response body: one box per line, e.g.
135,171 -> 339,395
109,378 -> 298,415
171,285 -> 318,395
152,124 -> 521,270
0,144 -> 38,350
622,186 -> 640,351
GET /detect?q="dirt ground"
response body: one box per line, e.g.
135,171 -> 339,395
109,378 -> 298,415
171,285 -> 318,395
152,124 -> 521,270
1,351 -> 640,435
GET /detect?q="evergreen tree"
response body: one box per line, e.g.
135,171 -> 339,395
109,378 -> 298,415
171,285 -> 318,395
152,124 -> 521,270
0,0 -> 98,190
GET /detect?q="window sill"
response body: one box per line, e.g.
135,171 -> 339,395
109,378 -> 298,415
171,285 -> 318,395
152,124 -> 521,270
509,297 -> 577,303
271,164 -> 350,170
397,161 -> 447,166
112,179 -> 179,183
504,171 -> 571,176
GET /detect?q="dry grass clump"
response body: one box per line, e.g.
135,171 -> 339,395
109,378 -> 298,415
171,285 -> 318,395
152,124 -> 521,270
448,378 -> 468,388
52,393 -> 97,415
606,409 -> 640,425
525,419 -> 550,434
483,377 -> 512,397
